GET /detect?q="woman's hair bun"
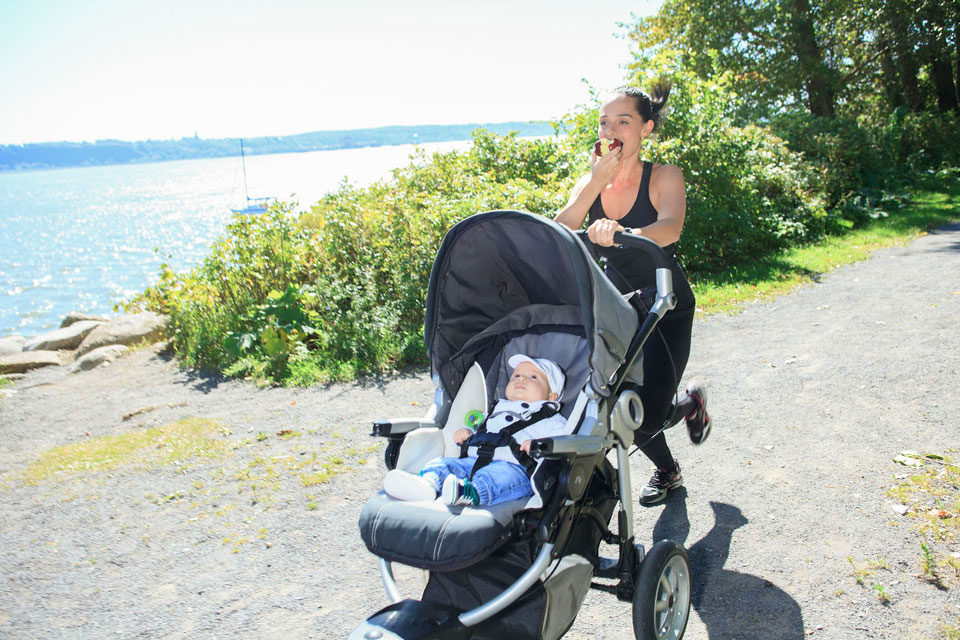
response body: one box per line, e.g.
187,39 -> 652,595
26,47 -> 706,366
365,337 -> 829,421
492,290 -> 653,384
612,78 -> 672,130
647,78 -> 672,114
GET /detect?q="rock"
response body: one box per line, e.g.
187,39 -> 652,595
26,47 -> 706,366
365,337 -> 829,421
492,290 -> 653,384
76,312 -> 169,357
71,345 -> 129,373
0,351 -> 61,374
0,336 -> 26,356
61,311 -> 110,328
23,321 -> 102,352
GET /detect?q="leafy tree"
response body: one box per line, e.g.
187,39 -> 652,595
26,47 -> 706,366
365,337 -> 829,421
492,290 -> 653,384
624,0 -> 959,122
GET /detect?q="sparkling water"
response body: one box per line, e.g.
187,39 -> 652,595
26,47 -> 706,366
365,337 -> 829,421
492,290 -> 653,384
0,141 -> 471,338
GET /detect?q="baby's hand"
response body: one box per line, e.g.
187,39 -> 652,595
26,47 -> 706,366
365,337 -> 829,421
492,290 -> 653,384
453,428 -> 473,445
520,439 -> 532,454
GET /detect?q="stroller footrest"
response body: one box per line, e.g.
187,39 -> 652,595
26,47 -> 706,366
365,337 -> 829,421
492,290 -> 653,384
359,490 -> 524,571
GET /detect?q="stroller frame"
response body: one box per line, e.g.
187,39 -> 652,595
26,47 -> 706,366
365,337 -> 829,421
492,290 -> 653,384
351,211 -> 691,640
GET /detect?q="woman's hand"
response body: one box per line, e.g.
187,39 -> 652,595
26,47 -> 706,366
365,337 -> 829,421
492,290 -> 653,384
590,146 -> 621,187
453,428 -> 472,445
520,439 -> 532,454
587,218 -> 625,247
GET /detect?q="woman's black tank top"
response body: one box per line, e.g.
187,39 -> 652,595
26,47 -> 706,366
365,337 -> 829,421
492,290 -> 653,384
587,161 -> 695,308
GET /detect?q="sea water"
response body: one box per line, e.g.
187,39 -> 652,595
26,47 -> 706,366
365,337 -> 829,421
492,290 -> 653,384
0,141 -> 472,338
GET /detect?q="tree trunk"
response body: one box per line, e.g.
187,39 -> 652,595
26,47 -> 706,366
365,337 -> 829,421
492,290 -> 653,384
877,34 -> 904,111
885,3 -> 925,111
948,5 -> 960,104
931,56 -> 959,111
788,0 -> 836,118
953,7 -> 959,105
923,2 -> 959,111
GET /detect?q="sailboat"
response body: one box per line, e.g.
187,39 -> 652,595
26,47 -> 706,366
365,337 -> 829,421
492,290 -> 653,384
230,139 -> 273,215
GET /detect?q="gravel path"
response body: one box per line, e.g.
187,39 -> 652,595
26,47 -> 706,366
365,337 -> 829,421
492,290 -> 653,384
1,222 -> 958,639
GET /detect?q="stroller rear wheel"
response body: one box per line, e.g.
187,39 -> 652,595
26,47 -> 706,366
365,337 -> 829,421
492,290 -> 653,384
632,540 -> 691,640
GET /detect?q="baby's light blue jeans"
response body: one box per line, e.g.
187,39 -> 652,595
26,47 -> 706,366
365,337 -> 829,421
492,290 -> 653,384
420,456 -> 532,505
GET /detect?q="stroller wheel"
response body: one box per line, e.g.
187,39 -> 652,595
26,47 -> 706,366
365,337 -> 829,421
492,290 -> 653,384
632,540 -> 691,640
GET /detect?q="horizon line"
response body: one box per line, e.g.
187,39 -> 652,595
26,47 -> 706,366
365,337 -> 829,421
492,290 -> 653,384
0,118 -> 561,148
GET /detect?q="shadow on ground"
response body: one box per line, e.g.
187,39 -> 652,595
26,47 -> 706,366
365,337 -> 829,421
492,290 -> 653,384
653,493 -> 805,639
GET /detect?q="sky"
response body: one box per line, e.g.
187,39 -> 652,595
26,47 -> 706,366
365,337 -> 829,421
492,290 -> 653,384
0,0 -> 659,146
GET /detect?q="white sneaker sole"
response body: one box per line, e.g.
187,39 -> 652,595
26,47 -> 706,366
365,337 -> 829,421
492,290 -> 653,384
383,469 -> 438,502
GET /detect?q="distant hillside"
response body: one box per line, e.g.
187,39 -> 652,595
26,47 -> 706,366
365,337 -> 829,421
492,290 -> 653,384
0,121 -> 555,171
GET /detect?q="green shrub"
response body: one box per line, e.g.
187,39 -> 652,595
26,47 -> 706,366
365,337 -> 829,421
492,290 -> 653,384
130,130 -> 573,384
887,109 -> 960,172
771,112 -> 889,215
132,92 -> 958,384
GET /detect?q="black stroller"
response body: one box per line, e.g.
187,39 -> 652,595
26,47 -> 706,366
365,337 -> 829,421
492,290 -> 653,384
350,210 -> 691,640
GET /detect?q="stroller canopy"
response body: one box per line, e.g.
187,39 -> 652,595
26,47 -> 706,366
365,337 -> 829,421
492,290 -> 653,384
424,210 -> 638,400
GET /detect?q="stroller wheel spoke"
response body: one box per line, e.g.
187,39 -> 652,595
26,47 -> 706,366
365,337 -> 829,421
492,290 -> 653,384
655,596 -> 670,613
660,573 -> 673,595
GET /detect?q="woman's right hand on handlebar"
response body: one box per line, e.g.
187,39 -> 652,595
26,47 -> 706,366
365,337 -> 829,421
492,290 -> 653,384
587,218 -> 625,247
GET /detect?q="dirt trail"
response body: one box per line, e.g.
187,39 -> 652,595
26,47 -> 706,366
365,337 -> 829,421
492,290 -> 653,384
1,222 -> 958,639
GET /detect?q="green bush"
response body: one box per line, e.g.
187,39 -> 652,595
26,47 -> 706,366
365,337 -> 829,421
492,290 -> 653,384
887,109 -> 960,172
130,130 -> 573,384
135,201 -> 312,371
771,112 -> 889,213
769,110 -> 960,230
132,89 -> 958,384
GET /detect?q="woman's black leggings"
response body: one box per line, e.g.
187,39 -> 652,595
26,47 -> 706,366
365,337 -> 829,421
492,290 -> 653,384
632,302 -> 695,472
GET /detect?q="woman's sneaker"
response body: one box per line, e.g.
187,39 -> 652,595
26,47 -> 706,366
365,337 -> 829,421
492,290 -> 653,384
639,460 -> 683,505
442,475 -> 480,506
684,383 -> 712,445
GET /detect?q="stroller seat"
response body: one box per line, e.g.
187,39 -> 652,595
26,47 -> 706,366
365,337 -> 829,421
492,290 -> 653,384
359,324 -> 591,571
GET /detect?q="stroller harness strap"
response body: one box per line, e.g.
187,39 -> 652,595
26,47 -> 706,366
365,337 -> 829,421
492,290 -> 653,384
462,402 -> 559,479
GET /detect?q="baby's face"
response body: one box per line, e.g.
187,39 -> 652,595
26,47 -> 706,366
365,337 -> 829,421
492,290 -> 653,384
505,361 -> 556,403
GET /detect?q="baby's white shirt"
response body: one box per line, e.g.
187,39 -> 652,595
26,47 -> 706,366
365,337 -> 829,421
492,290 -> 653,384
467,399 -> 571,465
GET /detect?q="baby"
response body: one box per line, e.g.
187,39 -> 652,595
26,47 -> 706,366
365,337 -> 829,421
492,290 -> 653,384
384,354 -> 569,506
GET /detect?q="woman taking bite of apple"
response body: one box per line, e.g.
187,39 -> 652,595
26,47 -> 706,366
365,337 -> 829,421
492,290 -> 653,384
555,82 -> 711,506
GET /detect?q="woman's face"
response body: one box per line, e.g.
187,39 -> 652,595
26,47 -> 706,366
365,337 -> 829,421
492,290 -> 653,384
598,95 -> 653,153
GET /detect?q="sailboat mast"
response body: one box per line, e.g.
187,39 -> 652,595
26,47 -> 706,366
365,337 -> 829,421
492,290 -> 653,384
240,139 -> 251,202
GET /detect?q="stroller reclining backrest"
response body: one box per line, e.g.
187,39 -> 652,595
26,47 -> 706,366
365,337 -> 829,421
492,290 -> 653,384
425,211 -> 641,408
396,320 -> 591,472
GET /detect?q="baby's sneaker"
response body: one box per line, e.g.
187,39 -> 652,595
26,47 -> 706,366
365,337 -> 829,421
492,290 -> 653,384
441,475 -> 480,507
384,469 -> 438,501
684,383 -> 712,445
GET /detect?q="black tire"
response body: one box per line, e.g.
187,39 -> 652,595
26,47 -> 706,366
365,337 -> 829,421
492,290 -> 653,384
383,439 -> 401,470
632,540 -> 691,640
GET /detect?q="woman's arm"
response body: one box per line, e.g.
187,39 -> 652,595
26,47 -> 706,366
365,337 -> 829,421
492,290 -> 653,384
587,164 -> 687,247
555,173 -> 598,230
643,164 -> 686,245
555,149 -> 622,230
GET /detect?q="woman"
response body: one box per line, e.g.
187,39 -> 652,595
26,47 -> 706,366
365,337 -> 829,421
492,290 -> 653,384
555,82 -> 712,505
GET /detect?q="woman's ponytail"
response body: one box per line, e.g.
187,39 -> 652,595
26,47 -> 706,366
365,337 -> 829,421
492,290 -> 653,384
613,78 -> 672,131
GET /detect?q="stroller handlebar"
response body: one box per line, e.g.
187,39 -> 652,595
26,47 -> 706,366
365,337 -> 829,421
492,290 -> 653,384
611,230 -> 673,270
573,229 -> 677,314
573,229 -> 672,270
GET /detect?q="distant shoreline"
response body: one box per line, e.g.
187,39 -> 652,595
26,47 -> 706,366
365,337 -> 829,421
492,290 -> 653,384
0,121 -> 555,172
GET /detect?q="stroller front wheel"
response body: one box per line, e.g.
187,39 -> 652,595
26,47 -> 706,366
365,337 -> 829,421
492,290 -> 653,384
632,540 -> 691,640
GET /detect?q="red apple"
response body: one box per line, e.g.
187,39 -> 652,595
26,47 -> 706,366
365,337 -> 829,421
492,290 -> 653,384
594,138 -> 623,157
